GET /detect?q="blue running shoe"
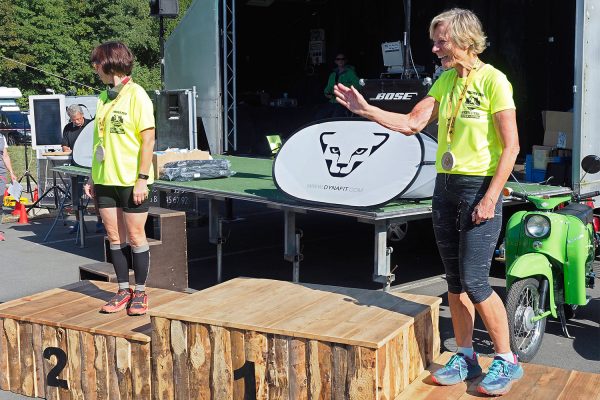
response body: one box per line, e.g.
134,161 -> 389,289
477,355 -> 524,396
431,353 -> 482,386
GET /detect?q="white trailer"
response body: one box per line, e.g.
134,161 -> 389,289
574,0 -> 600,196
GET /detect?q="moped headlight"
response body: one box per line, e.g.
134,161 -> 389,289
525,215 -> 550,238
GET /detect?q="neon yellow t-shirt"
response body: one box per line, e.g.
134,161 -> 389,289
428,64 -> 515,176
92,81 -> 155,186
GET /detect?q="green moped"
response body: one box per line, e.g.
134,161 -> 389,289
502,155 -> 600,362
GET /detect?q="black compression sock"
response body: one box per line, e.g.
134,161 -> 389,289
109,243 -> 131,290
131,244 -> 150,291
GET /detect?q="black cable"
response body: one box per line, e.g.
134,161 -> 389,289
0,54 -> 100,92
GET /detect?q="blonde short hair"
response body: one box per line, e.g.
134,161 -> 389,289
429,8 -> 487,55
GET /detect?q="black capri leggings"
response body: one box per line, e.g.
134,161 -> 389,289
432,173 -> 503,304
94,184 -> 151,213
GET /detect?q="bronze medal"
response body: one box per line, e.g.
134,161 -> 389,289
95,144 -> 105,163
441,151 -> 455,171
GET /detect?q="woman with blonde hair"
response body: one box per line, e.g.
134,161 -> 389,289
335,8 -> 523,396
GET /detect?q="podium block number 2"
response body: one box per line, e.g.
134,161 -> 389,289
43,347 -> 69,389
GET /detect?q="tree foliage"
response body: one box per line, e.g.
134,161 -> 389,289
0,0 -> 193,105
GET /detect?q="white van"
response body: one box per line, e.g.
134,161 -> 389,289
0,87 -> 22,109
0,87 -> 30,145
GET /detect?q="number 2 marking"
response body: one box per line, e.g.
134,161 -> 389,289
43,347 -> 69,389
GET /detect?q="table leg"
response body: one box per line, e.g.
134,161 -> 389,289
283,210 -> 303,283
209,198 -> 225,283
68,176 -> 87,248
373,221 -> 395,292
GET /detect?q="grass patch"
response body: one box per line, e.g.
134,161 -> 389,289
7,145 -> 38,181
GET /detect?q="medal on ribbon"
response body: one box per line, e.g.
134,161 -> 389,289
441,151 -> 455,171
95,144 -> 105,162
442,59 -> 480,172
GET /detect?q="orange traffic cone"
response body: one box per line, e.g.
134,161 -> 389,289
18,202 -> 29,224
12,201 -> 21,216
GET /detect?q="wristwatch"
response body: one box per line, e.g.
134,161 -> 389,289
138,173 -> 150,180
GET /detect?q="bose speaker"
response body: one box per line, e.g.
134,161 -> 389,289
149,0 -> 179,17
359,79 -> 428,114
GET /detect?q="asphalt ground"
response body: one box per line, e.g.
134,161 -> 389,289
0,200 -> 598,398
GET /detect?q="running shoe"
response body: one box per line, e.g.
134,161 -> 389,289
127,291 -> 148,316
477,355 -> 523,396
431,352 -> 482,386
0,231 -> 5,241
100,289 -> 133,313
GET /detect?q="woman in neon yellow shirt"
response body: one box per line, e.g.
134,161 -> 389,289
335,9 -> 522,397
84,41 -> 155,316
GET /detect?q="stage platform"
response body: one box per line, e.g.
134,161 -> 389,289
55,160 -> 571,291
398,351 -> 600,400
0,281 -> 187,399
149,277 -> 442,399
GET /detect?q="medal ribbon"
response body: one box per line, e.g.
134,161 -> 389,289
97,77 -> 132,140
445,60 -> 481,149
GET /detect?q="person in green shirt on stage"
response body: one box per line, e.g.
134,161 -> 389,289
84,41 -> 155,316
319,53 -> 360,119
335,8 -> 523,396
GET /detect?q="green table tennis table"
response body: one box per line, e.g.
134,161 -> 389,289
55,156 -> 571,291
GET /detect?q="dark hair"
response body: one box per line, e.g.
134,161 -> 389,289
90,41 -> 134,76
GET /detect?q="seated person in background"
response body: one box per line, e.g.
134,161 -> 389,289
318,53 -> 360,120
62,105 -> 91,153
62,105 -> 104,234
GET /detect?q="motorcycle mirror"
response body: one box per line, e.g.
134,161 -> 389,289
581,155 -> 600,174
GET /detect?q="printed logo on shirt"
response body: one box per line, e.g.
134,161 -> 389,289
461,90 -> 483,119
110,114 -> 125,134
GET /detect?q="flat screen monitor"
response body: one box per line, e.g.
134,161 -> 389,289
29,94 -> 66,148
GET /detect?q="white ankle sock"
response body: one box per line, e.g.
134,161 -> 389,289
458,347 -> 474,358
496,352 -> 516,363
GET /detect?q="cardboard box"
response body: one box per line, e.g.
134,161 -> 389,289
153,149 -> 211,177
542,111 -> 573,149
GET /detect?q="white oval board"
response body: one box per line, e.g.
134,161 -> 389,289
72,120 -> 94,168
273,120 -> 437,207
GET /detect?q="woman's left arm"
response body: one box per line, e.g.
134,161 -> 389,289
472,109 -> 520,223
133,128 -> 156,205
2,149 -> 17,182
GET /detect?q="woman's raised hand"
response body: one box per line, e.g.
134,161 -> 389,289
334,83 -> 369,116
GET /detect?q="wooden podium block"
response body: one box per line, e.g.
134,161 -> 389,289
98,207 -> 189,291
398,352 -> 600,399
149,277 -> 442,399
0,281 -> 187,399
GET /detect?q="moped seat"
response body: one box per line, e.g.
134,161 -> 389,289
555,202 -> 593,225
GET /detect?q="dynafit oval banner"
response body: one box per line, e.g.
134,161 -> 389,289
273,120 -> 437,208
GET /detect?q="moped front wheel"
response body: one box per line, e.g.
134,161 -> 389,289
506,278 -> 547,362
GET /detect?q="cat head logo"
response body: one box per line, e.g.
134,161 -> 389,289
320,131 -> 389,177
